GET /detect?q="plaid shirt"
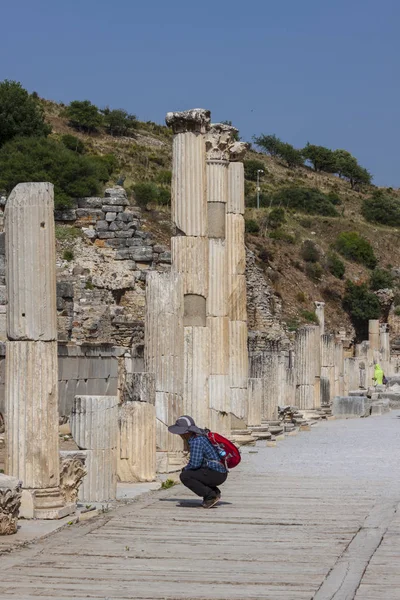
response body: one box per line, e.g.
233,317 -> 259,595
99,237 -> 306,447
184,435 -> 227,473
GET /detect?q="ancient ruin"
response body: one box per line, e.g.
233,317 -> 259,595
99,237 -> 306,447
1,110 -> 400,535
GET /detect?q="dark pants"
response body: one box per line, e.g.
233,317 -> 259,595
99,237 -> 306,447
180,468 -> 227,501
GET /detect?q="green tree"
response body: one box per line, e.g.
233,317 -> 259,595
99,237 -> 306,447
252,133 -> 282,157
369,268 -> 394,291
279,142 -> 304,168
302,143 -> 336,172
0,80 -> 51,147
61,134 -> 85,154
342,281 -> 381,341
326,253 -> 345,279
243,159 -> 266,181
102,107 -> 138,136
362,190 -> 400,226
301,240 -> 320,263
267,207 -> 286,229
0,136 -> 112,208
65,100 -> 103,133
334,232 -> 377,269
340,155 -> 372,189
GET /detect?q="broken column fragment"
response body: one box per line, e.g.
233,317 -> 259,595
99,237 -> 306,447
0,475 -> 21,535
71,395 -> 118,502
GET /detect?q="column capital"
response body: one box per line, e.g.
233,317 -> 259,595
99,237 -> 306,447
229,141 -> 250,162
206,123 -> 238,162
165,108 -> 211,134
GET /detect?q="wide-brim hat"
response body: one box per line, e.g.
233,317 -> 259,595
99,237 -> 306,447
168,415 -> 203,435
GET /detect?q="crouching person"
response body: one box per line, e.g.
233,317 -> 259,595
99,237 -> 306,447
168,416 -> 227,508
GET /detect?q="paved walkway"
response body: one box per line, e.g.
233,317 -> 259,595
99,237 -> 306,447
0,413 -> 400,599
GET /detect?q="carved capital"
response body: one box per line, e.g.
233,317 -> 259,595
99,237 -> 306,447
229,142 -> 250,162
205,123 -> 238,162
165,108 -> 211,134
59,456 -> 87,505
0,475 -> 22,535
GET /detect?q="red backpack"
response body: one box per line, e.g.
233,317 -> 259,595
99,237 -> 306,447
206,430 -> 241,470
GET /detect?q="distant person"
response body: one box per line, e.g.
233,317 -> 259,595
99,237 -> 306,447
168,416 -> 228,508
373,363 -> 384,386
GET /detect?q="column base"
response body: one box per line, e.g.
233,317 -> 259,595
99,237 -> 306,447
20,487 -> 75,520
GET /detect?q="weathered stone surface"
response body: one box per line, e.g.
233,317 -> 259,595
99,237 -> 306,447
208,202 -> 226,239
71,395 -> 118,502
231,388 -> 248,421
104,187 -> 129,204
207,239 -> 227,317
155,391 -> 184,453
77,197 -> 103,209
205,123 -> 237,162
105,212 -> 117,222
102,205 -> 124,212
95,220 -> 109,231
97,231 -> 115,239
76,208 -> 104,220
116,211 -> 136,223
228,161 -> 245,214
183,294 -> 206,327
122,373 -> 156,404
207,316 -> 229,375
295,326 -> 321,410
228,273 -> 247,321
209,374 -> 229,413
314,301 -> 325,334
0,475 -> 22,535
172,236 -> 208,296
226,214 -> 246,275
118,401 -> 156,482
127,247 -> 153,262
115,230 -> 134,238
184,326 -> 210,429
229,141 -> 249,163
145,272 -> 184,395
332,396 -> 372,418
229,321 -> 248,388
59,455 -> 87,504
170,130 -> 207,236
166,108 -> 211,134
6,183 -> 57,341
368,319 -> 380,352
247,378 -> 262,427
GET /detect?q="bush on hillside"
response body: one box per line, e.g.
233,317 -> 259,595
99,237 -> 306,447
301,310 -> 319,324
269,229 -> 295,243
369,268 -> 394,291
61,134 -> 85,154
272,187 -> 339,217
0,136 -> 112,209
245,218 -> 260,234
243,159 -> 266,181
305,262 -> 323,282
0,80 -> 51,147
65,100 -> 103,133
342,281 -> 381,341
156,170 -> 172,185
301,240 -> 320,263
268,207 -> 286,229
102,107 -> 138,137
133,182 -> 171,207
362,191 -> 400,226
334,232 -> 377,269
326,252 -> 345,279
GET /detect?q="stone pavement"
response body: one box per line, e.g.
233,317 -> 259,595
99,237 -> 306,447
0,413 -> 400,599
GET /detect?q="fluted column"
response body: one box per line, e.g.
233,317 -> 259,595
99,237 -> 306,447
321,334 -> 335,406
227,143 -> 249,427
145,271 -> 184,472
71,395 -> 118,502
5,183 -> 73,519
334,338 -> 345,397
295,325 -> 321,410
380,324 -> 390,374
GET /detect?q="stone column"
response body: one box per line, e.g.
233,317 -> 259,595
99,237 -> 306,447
205,124 -> 237,432
295,326 -> 321,410
249,339 -> 281,421
321,334 -> 335,406
369,319 -> 380,352
380,324 -> 390,374
118,373 -> 156,483
247,378 -> 262,427
145,271 -> 184,473
314,301 -> 325,335
334,338 -> 345,397
5,183 -> 73,519
71,395 -> 118,502
167,109 -> 211,437
343,358 -> 360,395
227,143 -> 249,428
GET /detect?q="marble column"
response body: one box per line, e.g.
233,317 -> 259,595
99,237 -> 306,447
321,334 -> 335,406
166,109 -> 211,437
227,142 -> 250,428
5,183 -> 73,519
295,325 -> 321,410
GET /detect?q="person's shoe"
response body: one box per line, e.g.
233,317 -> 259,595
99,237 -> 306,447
202,496 -> 220,509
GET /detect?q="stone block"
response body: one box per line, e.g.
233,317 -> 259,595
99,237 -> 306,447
370,400 -> 390,416
77,197 -> 103,209
332,396 -> 372,418
104,189 -> 129,205
105,212 -> 117,222
97,231 -> 115,239
57,282 -> 74,299
118,401 -> 156,482
159,252 -> 171,263
76,208 -> 104,220
115,230 -> 134,238
128,247 -> 153,262
183,294 -> 206,327
109,221 -> 128,231
208,202 -> 226,239
95,220 -> 109,231
107,240 -> 128,250
171,236 -> 208,296
54,209 -> 77,221
102,204 -> 124,212
122,373 -> 156,404
116,212 -> 135,223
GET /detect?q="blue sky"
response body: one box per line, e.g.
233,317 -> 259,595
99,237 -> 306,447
1,0 -> 399,186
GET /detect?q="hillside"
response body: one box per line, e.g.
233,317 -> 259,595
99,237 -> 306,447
38,99 -> 400,340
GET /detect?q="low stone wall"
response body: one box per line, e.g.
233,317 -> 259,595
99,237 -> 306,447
0,343 -> 127,418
